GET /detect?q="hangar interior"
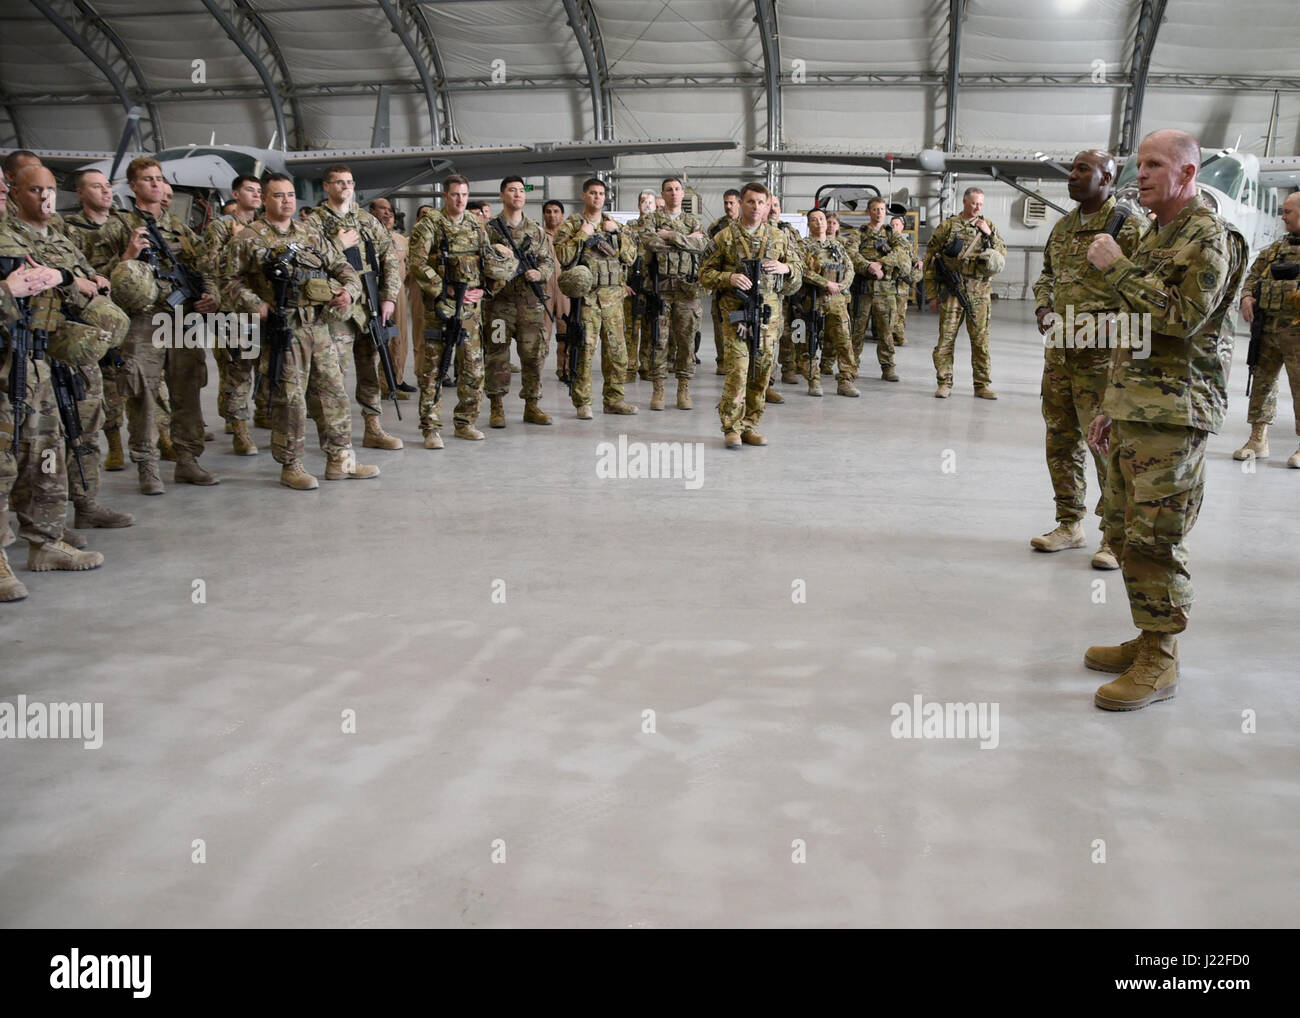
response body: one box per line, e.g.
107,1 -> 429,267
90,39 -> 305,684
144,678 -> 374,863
1,1 -> 1298,928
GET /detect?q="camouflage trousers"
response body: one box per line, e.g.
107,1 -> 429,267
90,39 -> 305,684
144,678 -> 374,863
719,305 -> 781,435
273,320 -> 352,465
851,285 -> 897,370
68,361 -> 106,506
101,357 -> 125,430
779,304 -> 796,374
710,294 -> 725,367
120,313 -> 208,463
327,314 -> 384,418
484,290 -> 548,402
1244,323 -> 1300,433
11,364 -> 66,544
799,296 -> 855,382
572,290 -> 628,409
0,384 -> 13,547
622,295 -> 644,374
415,304 -> 485,431
933,284 -> 992,388
1102,420 -> 1207,635
215,344 -> 255,423
647,287 -> 701,382
892,285 -> 911,342
1041,349 -> 1111,526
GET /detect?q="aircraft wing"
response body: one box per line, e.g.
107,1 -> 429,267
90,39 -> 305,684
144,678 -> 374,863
1258,155 -> 1300,189
287,138 -> 738,190
748,147 -> 1072,178
27,149 -> 130,173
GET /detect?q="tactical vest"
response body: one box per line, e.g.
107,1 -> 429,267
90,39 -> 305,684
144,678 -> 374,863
580,235 -> 623,289
261,238 -> 333,309
1260,240 -> 1300,315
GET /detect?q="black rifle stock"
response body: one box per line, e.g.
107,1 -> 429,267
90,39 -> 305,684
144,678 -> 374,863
50,361 -> 87,490
727,258 -> 770,382
645,254 -> 664,351
490,216 -> 554,326
936,234 -> 974,320
345,238 -> 401,419
0,255 -> 46,454
564,297 -> 585,396
137,210 -> 204,307
434,280 -> 469,395
262,245 -> 298,397
1246,312 -> 1263,397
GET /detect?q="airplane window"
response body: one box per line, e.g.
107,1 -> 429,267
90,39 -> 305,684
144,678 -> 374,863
1198,156 -> 1244,201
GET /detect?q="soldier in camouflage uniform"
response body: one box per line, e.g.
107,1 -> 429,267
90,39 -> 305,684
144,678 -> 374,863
799,208 -> 856,397
924,187 -> 1007,398
483,176 -> 556,428
1233,192 -> 1300,467
1,197 -> 70,599
625,190 -> 657,381
851,197 -> 911,384
641,177 -> 708,411
889,215 -> 920,347
204,173 -> 263,457
553,177 -> 639,418
408,173 -> 518,444
768,198 -> 795,400
63,167 -> 130,472
699,182 -> 802,447
1,165 -> 128,573
305,165 -> 403,452
705,189 -> 741,375
1030,150 -> 1148,570
99,157 -> 222,494
1083,129 -> 1248,711
221,173 -> 378,489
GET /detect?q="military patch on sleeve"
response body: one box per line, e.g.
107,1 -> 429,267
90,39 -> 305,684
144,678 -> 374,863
1199,269 -> 1219,289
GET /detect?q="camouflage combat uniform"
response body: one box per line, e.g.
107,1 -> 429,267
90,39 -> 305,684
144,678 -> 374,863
924,213 -> 1007,391
800,235 -> 856,382
305,203 -> 401,423
483,212 -> 555,408
699,220 -> 803,436
222,217 -> 362,468
100,205 -> 218,466
204,214 -> 260,425
775,223 -> 806,379
64,208 -> 128,433
705,214 -> 735,369
1241,233 -> 1300,433
1032,197 -> 1148,528
624,211 -> 655,376
1099,197 -> 1247,633
408,208 -> 503,433
1,283 -> 20,552
891,231 -> 921,345
642,208 -> 708,387
851,223 -> 910,374
553,214 -> 638,411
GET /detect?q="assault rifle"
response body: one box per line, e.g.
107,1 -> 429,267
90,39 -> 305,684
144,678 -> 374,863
489,216 -> 554,326
727,258 -> 770,382
137,209 -> 204,307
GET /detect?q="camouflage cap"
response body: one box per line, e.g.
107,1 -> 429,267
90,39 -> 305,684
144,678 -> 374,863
49,295 -> 126,365
558,265 -> 594,298
975,248 -> 1006,277
109,259 -> 159,314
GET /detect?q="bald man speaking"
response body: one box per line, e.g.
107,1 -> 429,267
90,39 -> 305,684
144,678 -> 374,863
1083,129 -> 1248,711
1032,150 -> 1148,568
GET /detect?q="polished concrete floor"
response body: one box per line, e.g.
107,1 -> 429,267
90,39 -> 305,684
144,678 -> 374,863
3,300 -> 1298,928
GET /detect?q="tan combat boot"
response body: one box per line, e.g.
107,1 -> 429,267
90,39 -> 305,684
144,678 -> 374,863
28,539 -> 104,572
935,383 -> 952,398
576,405 -> 593,420
138,461 -> 164,496
1084,633 -> 1148,673
650,381 -> 666,411
422,430 -> 444,449
523,400 -> 552,425
253,409 -> 273,429
975,387 -> 998,400
764,387 -> 784,404
724,431 -> 741,449
454,422 -> 485,440
1094,631 -> 1179,711
324,450 -> 380,480
1289,446 -> 1300,469
715,361 -> 725,376
225,421 -> 235,434
158,423 -> 177,461
60,527 -> 87,549
74,500 -> 134,529
175,452 -> 220,485
837,380 -> 860,398
882,368 -> 899,382
489,395 -> 507,428
363,415 -> 403,449
103,427 -> 125,471
676,379 -> 692,410
1030,522 -> 1086,552
1091,538 -> 1119,570
604,401 -> 638,415
0,548 -> 28,601
741,430 -> 767,446
808,378 -> 823,397
280,461 -> 319,490
1233,422 -> 1269,460
231,420 -> 258,456
781,369 -> 799,384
